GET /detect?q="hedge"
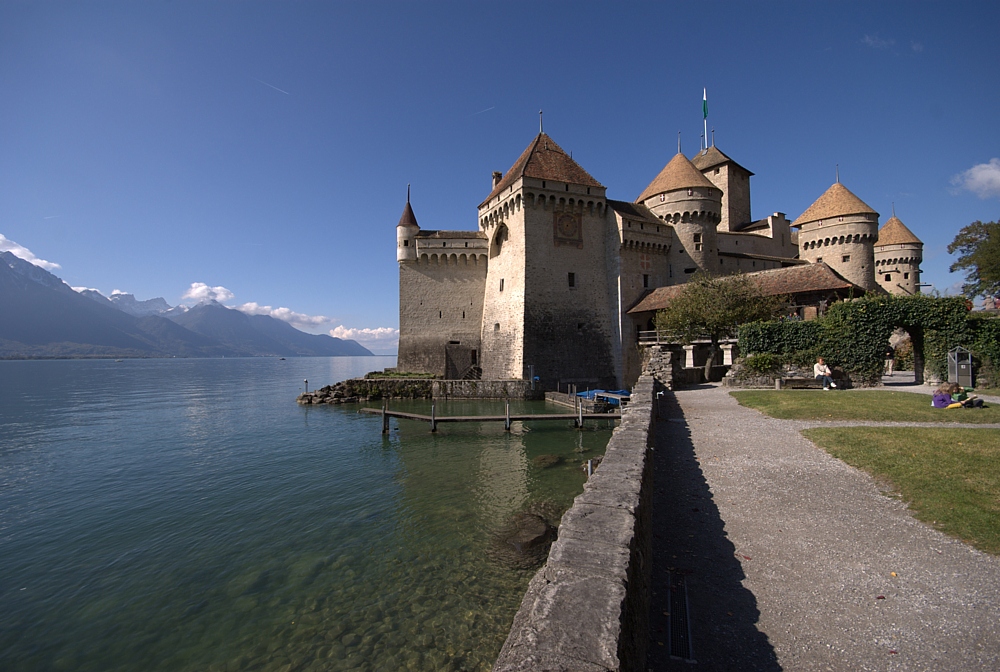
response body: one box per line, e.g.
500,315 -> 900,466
739,294 -> 977,386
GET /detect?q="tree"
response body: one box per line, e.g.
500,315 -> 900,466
654,272 -> 785,380
947,220 -> 1000,300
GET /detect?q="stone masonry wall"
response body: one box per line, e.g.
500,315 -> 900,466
397,254 -> 487,376
492,374 -> 655,672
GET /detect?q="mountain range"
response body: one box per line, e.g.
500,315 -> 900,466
0,251 -> 373,358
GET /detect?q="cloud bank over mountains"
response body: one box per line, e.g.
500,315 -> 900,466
0,234 -> 61,271
3,234 -> 401,352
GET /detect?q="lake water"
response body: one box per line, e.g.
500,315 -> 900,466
0,358 -> 613,672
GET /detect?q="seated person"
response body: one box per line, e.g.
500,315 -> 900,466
932,383 -> 961,408
813,357 -> 836,390
950,383 -> 983,408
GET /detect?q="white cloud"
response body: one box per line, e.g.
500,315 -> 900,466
0,234 -> 61,270
73,286 -> 105,295
951,158 -> 1000,199
911,41 -> 924,53
237,302 -> 332,329
329,325 -> 399,345
111,289 -> 128,296
182,282 -> 235,303
862,34 -> 894,49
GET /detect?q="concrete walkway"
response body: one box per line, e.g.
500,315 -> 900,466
646,383 -> 1000,671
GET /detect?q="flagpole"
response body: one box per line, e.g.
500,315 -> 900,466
702,88 -> 708,151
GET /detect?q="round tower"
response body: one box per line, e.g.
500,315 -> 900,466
874,211 -> 923,295
396,186 -> 419,262
636,153 -> 722,274
792,182 -> 879,291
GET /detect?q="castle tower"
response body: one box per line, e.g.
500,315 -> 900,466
477,132 -> 614,387
874,212 -> 923,295
396,188 -> 419,262
793,182 -> 879,291
636,153 -> 722,276
691,145 -> 753,232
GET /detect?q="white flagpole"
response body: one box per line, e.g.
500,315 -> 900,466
702,88 -> 708,151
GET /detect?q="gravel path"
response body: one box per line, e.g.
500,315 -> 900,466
646,383 -> 1000,671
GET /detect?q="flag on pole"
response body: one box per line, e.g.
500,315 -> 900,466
703,88 -> 708,119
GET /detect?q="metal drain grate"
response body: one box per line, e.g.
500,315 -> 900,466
667,572 -> 697,663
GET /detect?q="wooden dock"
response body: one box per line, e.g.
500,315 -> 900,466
359,401 -> 621,433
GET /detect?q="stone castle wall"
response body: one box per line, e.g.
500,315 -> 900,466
521,193 -> 618,389
480,192 -> 526,381
797,213 -> 879,291
875,241 -> 922,295
397,254 -> 487,376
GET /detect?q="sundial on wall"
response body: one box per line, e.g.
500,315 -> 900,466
553,212 -> 583,248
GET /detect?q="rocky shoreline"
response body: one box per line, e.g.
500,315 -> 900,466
297,377 -> 433,405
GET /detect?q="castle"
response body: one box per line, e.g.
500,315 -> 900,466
395,131 -> 923,388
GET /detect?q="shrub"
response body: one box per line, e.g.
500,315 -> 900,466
742,353 -> 780,374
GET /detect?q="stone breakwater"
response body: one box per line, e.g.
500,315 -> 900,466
297,378 -> 544,404
492,374 -> 655,672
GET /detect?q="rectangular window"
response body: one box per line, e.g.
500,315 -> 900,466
500,279 -> 504,292
404,240 -> 409,246
816,257 -> 823,262
842,255 -> 851,262
568,272 -> 576,288
885,274 -> 892,281
903,272 -> 909,279
693,233 -> 702,243
643,274 -> 649,288
695,243 -> 703,251
669,264 -> 673,278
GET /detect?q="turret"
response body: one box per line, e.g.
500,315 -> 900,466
874,212 -> 923,295
636,153 -> 722,274
793,181 -> 879,292
396,186 -> 419,263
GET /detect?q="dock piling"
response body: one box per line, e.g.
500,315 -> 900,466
431,403 -> 437,432
381,399 -> 389,434
504,400 -> 511,431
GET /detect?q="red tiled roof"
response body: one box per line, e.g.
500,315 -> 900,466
636,153 -> 717,203
627,263 -> 861,314
690,145 -> 754,176
875,216 -> 922,246
479,133 -> 603,208
792,182 -> 877,227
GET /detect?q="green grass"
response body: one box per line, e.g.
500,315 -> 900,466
730,390 -> 1000,423
803,427 -> 1000,554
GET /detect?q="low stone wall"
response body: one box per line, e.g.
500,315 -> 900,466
297,378 -> 544,404
432,380 -> 544,400
493,375 -> 655,672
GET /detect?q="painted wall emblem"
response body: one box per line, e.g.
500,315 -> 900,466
639,253 -> 652,271
553,212 -> 583,248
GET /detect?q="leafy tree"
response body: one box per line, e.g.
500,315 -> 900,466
654,272 -> 785,380
947,220 -> 1000,300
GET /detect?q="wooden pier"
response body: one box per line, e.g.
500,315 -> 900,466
360,400 -> 621,433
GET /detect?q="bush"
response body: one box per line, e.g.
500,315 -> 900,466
742,353 -> 780,374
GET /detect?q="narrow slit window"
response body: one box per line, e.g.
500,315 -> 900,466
568,272 -> 576,288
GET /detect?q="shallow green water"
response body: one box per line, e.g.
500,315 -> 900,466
0,358 -> 612,671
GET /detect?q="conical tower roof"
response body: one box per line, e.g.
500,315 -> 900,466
792,182 -> 877,227
876,215 -> 922,246
479,133 -> 603,207
397,189 -> 419,229
636,153 -> 717,203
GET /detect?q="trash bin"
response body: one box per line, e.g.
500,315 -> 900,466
948,347 -> 973,387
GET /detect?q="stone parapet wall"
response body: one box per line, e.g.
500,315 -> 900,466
432,380 -> 544,400
493,374 -> 655,672
297,378 -> 544,404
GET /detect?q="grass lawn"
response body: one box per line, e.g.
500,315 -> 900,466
802,427 -> 1000,555
730,390 -> 1000,423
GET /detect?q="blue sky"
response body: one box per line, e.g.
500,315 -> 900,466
2,1 -> 998,353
